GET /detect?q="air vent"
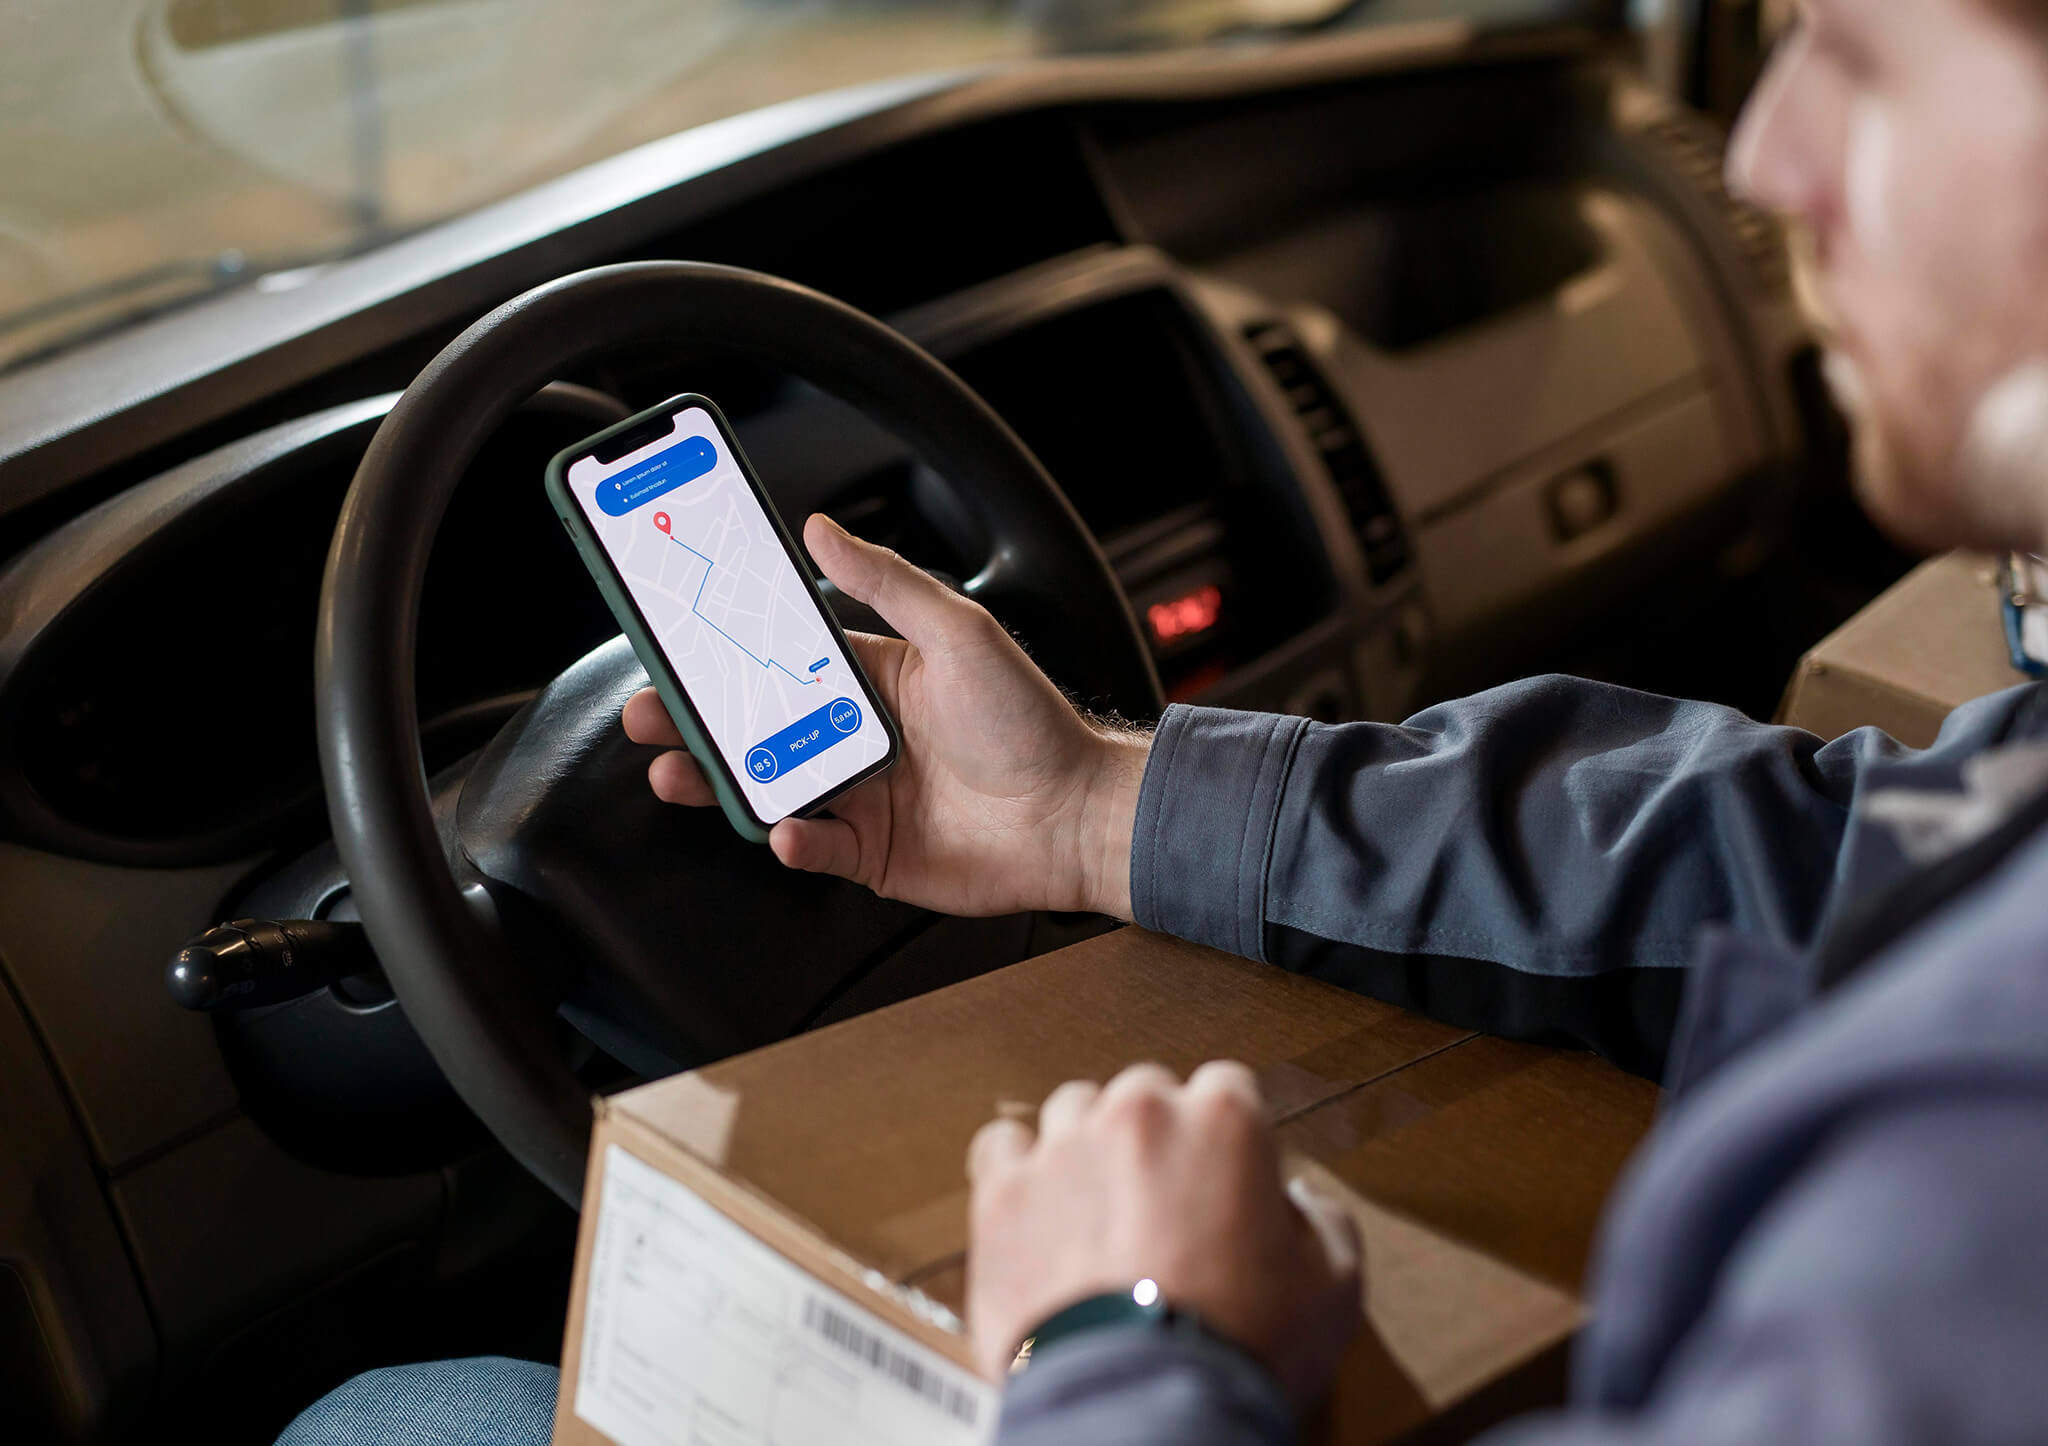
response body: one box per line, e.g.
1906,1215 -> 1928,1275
1635,112 -> 1790,295
1244,323 -> 1410,586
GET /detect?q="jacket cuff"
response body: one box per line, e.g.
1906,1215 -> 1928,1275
1130,706 -> 1310,962
998,1329 -> 1297,1446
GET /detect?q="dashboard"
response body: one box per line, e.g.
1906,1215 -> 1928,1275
0,24 -> 1810,1442
0,43 -> 1801,866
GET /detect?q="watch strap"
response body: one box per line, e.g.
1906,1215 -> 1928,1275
1020,1282 -> 1231,1371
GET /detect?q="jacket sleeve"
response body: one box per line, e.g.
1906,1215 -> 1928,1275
1474,1091 -> 2048,1446
995,1330 -> 1296,1446
994,1094 -> 2048,1446
1128,676 -> 2041,1076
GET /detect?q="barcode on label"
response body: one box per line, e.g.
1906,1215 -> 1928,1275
802,1297 -> 981,1427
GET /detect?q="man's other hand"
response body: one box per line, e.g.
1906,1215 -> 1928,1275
966,1062 -> 1364,1408
622,513 -> 1151,919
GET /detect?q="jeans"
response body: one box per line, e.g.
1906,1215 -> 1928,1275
276,1357 -> 559,1446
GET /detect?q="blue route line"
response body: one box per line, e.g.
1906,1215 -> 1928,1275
665,534 -> 821,686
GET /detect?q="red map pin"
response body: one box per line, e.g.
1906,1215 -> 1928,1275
652,512 -> 672,535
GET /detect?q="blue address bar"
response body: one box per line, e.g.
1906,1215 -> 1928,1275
597,435 -> 718,516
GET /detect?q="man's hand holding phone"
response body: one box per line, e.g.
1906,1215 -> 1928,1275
623,514 -> 1152,920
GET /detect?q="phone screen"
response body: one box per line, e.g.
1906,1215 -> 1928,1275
564,404 -> 892,826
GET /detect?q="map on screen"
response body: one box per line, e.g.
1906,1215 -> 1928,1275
566,406 -> 890,824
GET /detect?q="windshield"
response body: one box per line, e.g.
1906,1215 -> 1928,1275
1,0 -> 1604,375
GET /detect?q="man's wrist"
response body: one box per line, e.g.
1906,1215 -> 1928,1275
1018,1282 -> 1229,1371
1076,725 -> 1150,921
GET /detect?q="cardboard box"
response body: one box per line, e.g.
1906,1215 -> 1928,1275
554,929 -> 1658,1446
1780,551 -> 2021,748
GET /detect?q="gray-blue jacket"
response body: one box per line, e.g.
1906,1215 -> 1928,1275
998,676 -> 2048,1445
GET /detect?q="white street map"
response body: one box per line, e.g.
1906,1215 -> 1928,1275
569,408 -> 889,822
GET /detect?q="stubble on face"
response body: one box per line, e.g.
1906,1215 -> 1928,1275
1779,0 -> 2048,553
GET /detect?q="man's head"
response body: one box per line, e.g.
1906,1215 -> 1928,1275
1729,0 -> 2048,551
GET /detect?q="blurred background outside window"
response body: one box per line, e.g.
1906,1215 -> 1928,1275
1,0 -> 1771,375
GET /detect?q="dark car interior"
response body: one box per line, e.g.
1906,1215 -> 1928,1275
0,5 -> 1915,1440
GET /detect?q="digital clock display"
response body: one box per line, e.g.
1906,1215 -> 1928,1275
1146,583 -> 1224,649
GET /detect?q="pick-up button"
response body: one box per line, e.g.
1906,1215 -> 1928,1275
745,697 -> 862,784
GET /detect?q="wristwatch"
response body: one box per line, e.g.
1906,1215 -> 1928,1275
1014,1279 -> 1219,1372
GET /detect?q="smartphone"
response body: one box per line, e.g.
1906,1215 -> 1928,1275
545,393 -> 899,843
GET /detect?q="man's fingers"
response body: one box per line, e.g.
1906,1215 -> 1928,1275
647,751 -> 717,807
1098,1061 -> 1182,1113
769,815 -> 864,882
1185,1060 -> 1265,1115
1037,1079 -> 1102,1142
804,514 -> 971,655
1289,1175 -> 1364,1286
622,687 -> 685,747
968,1117 -> 1035,1183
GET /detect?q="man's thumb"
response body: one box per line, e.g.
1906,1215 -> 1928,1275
1289,1172 -> 1365,1287
804,514 -> 964,653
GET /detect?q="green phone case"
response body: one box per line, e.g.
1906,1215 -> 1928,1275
543,394 -> 897,845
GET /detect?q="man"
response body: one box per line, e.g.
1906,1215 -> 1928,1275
283,0 -> 2048,1440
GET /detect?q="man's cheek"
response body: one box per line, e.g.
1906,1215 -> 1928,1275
1856,143 -> 1979,342
1844,97 -> 1901,265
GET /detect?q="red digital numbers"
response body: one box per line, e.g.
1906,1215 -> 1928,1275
1146,584 -> 1224,647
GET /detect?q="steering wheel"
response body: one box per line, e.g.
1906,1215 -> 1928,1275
315,262 -> 1161,1204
